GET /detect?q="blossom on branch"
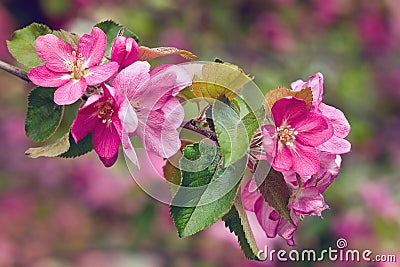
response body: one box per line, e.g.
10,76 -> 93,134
28,27 -> 119,105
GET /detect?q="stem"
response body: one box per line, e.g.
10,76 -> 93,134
0,60 -> 30,82
181,120 -> 218,142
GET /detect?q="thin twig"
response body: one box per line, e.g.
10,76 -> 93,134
181,120 -> 218,142
0,60 -> 30,82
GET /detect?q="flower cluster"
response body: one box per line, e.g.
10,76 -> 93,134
243,73 -> 351,245
28,27 -> 192,167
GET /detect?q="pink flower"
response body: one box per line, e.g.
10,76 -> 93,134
242,178 -> 298,246
71,85 -> 122,167
110,61 -> 191,166
111,36 -> 139,71
291,72 -> 351,154
262,97 -> 333,176
28,27 -> 119,105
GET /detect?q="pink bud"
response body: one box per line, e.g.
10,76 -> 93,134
111,36 -> 139,70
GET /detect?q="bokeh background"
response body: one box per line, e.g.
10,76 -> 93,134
0,0 -> 399,266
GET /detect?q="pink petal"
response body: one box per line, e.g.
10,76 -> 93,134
272,144 -> 293,172
242,179 -> 261,212
121,133 -> 139,167
319,103 -> 350,138
54,78 -> 87,105
254,198 -> 279,238
295,112 -> 333,146
78,27 -> 107,68
35,34 -> 73,72
118,99 -> 138,134
136,110 -> 181,158
28,66 -> 70,87
261,125 -> 275,162
111,61 -> 151,101
84,62 -> 119,86
99,152 -> 119,167
291,73 -> 324,109
111,36 -> 139,69
271,97 -> 308,127
71,102 -> 99,142
161,96 -> 184,129
151,65 -> 192,95
292,187 -> 328,216
306,73 -> 324,109
136,69 -> 177,108
92,122 -> 121,159
306,153 -> 341,193
292,143 -> 320,176
317,135 -> 351,154
277,212 -> 298,246
290,79 -> 306,91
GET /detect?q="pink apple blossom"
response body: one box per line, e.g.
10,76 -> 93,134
262,97 -> 333,176
291,72 -> 351,154
28,27 -> 119,105
110,61 -> 191,167
242,178 -> 298,246
111,36 -> 139,71
71,84 -> 122,167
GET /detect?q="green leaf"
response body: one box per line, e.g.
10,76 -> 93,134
213,96 -> 250,167
25,132 -> 70,158
255,162 -> 294,225
192,61 -> 253,103
60,132 -> 93,158
222,193 -> 260,260
95,20 -> 139,57
170,141 -> 247,237
25,87 -> 64,142
7,23 -> 52,68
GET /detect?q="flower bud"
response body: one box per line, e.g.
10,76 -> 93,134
111,36 -> 139,70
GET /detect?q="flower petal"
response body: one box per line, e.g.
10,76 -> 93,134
292,143 -> 320,176
161,96 -> 184,129
35,34 -> 73,72
99,152 -> 119,167
271,97 -> 308,127
28,66 -> 70,87
292,187 -> 328,216
54,78 -> 87,105
111,61 -> 151,101
317,135 -> 351,154
78,27 -> 107,68
84,62 -> 119,86
254,198 -> 279,238
137,109 -> 181,158
319,103 -> 350,138
71,100 -> 99,143
242,179 -> 261,212
291,73 -> 324,110
92,122 -> 121,159
121,133 -> 139,167
277,212 -> 298,246
111,36 -> 139,70
272,144 -> 293,172
295,112 -> 333,146
118,99 -> 138,134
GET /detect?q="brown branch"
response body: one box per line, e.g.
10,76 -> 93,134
0,60 -> 30,82
181,120 -> 218,142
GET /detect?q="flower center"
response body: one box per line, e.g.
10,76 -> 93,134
97,98 -> 114,124
64,51 -> 85,80
276,124 -> 298,147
